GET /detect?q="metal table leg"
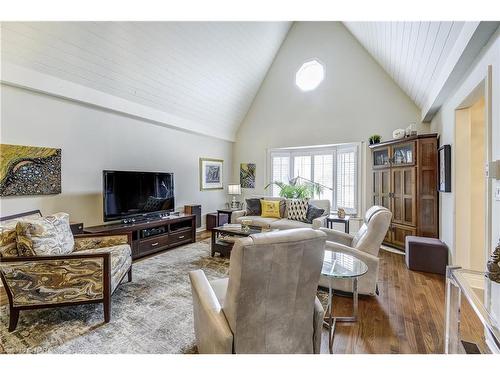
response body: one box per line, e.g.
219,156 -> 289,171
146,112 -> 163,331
323,277 -> 359,353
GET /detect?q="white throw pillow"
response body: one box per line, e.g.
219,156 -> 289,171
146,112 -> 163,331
16,212 -> 74,256
286,199 -> 309,222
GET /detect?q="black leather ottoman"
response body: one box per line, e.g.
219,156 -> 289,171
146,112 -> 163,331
405,236 -> 449,275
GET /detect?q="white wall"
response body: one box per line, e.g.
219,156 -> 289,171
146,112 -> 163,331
430,29 -> 500,349
430,29 -> 500,258
0,84 -> 233,227
233,22 -> 428,214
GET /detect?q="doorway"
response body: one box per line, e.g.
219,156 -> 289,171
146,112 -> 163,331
454,90 -> 487,271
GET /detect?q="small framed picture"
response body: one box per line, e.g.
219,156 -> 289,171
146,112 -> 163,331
438,145 -> 451,192
199,158 -> 223,190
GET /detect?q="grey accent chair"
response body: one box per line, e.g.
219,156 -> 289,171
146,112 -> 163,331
189,228 -> 327,354
319,206 -> 392,296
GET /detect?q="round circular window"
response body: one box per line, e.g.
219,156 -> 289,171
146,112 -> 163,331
295,59 -> 325,91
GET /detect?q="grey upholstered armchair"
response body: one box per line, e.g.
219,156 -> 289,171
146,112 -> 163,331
319,206 -> 392,295
189,228 -> 327,354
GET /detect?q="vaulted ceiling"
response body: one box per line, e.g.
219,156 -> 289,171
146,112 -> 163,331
1,22 -> 291,141
343,21 -> 498,121
344,22 -> 465,110
1,21 -> 497,140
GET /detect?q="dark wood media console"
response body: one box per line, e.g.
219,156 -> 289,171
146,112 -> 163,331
84,214 -> 196,260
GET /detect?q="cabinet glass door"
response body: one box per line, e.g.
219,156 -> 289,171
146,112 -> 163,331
373,147 -> 390,168
391,142 -> 415,166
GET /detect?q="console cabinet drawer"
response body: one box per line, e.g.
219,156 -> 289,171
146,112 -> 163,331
139,235 -> 169,253
169,229 -> 192,245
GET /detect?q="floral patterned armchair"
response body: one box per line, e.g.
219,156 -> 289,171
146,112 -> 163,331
0,210 -> 132,332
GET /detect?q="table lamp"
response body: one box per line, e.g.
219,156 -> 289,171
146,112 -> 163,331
227,184 -> 241,208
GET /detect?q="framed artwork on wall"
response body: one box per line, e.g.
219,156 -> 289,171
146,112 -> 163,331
240,163 -> 256,188
438,144 -> 451,192
199,158 -> 223,191
0,143 -> 62,196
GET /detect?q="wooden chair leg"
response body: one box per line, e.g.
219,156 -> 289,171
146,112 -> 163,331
104,298 -> 111,323
8,308 -> 19,332
127,267 -> 132,282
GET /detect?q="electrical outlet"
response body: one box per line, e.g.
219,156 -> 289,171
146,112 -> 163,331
496,182 -> 500,201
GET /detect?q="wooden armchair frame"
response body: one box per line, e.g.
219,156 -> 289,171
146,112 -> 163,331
0,211 -> 132,331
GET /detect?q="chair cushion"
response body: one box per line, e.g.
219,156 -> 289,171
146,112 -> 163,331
77,244 -> 132,291
15,212 -> 74,256
270,219 -> 312,230
235,216 -> 279,228
286,198 -> 309,222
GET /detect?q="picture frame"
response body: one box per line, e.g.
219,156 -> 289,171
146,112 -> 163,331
199,158 -> 223,191
240,163 -> 256,189
438,144 -> 451,192
0,143 -> 62,196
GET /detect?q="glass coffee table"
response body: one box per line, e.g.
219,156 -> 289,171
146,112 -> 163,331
322,250 -> 368,353
211,225 -> 277,257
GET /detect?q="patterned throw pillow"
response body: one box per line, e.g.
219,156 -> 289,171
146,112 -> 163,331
304,204 -> 325,224
16,212 -> 74,256
0,213 -> 42,257
260,200 -> 281,219
286,199 -> 309,222
0,227 -> 19,257
245,198 -> 262,216
15,226 -> 36,257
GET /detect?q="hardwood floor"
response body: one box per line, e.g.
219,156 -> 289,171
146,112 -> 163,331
0,232 -> 487,354
323,249 -> 487,354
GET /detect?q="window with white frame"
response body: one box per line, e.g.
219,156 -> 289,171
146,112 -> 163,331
268,144 -> 360,215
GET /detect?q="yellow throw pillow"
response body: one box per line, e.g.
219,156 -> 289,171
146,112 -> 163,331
260,200 -> 281,219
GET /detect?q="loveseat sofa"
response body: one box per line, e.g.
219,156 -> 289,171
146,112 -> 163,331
231,197 -> 330,230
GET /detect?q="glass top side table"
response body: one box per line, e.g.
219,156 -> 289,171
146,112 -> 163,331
445,266 -> 500,353
321,250 -> 368,353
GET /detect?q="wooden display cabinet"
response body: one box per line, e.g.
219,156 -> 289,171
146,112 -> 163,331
370,134 -> 438,250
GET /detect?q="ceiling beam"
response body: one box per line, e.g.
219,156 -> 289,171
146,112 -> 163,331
1,62 -> 236,142
421,21 -> 499,122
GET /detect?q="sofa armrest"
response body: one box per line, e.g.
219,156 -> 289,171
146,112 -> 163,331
230,210 -> 247,224
312,214 -> 329,229
189,270 -> 233,353
319,227 -> 354,246
73,232 -> 132,251
0,252 -> 111,307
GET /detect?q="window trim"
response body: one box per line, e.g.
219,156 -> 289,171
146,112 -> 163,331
267,143 -> 362,215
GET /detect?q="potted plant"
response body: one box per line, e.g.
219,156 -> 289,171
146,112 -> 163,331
264,178 -> 323,199
369,134 -> 381,145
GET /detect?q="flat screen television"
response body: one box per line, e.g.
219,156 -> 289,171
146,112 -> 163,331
103,170 -> 175,222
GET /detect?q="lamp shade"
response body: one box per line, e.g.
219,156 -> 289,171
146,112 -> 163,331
228,184 -> 241,195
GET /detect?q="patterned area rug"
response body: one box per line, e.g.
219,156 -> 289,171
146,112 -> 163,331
0,239 -> 329,354
0,240 -> 230,354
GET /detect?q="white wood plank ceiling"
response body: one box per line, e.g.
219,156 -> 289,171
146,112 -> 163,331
1,22 -> 291,140
343,22 -> 466,113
